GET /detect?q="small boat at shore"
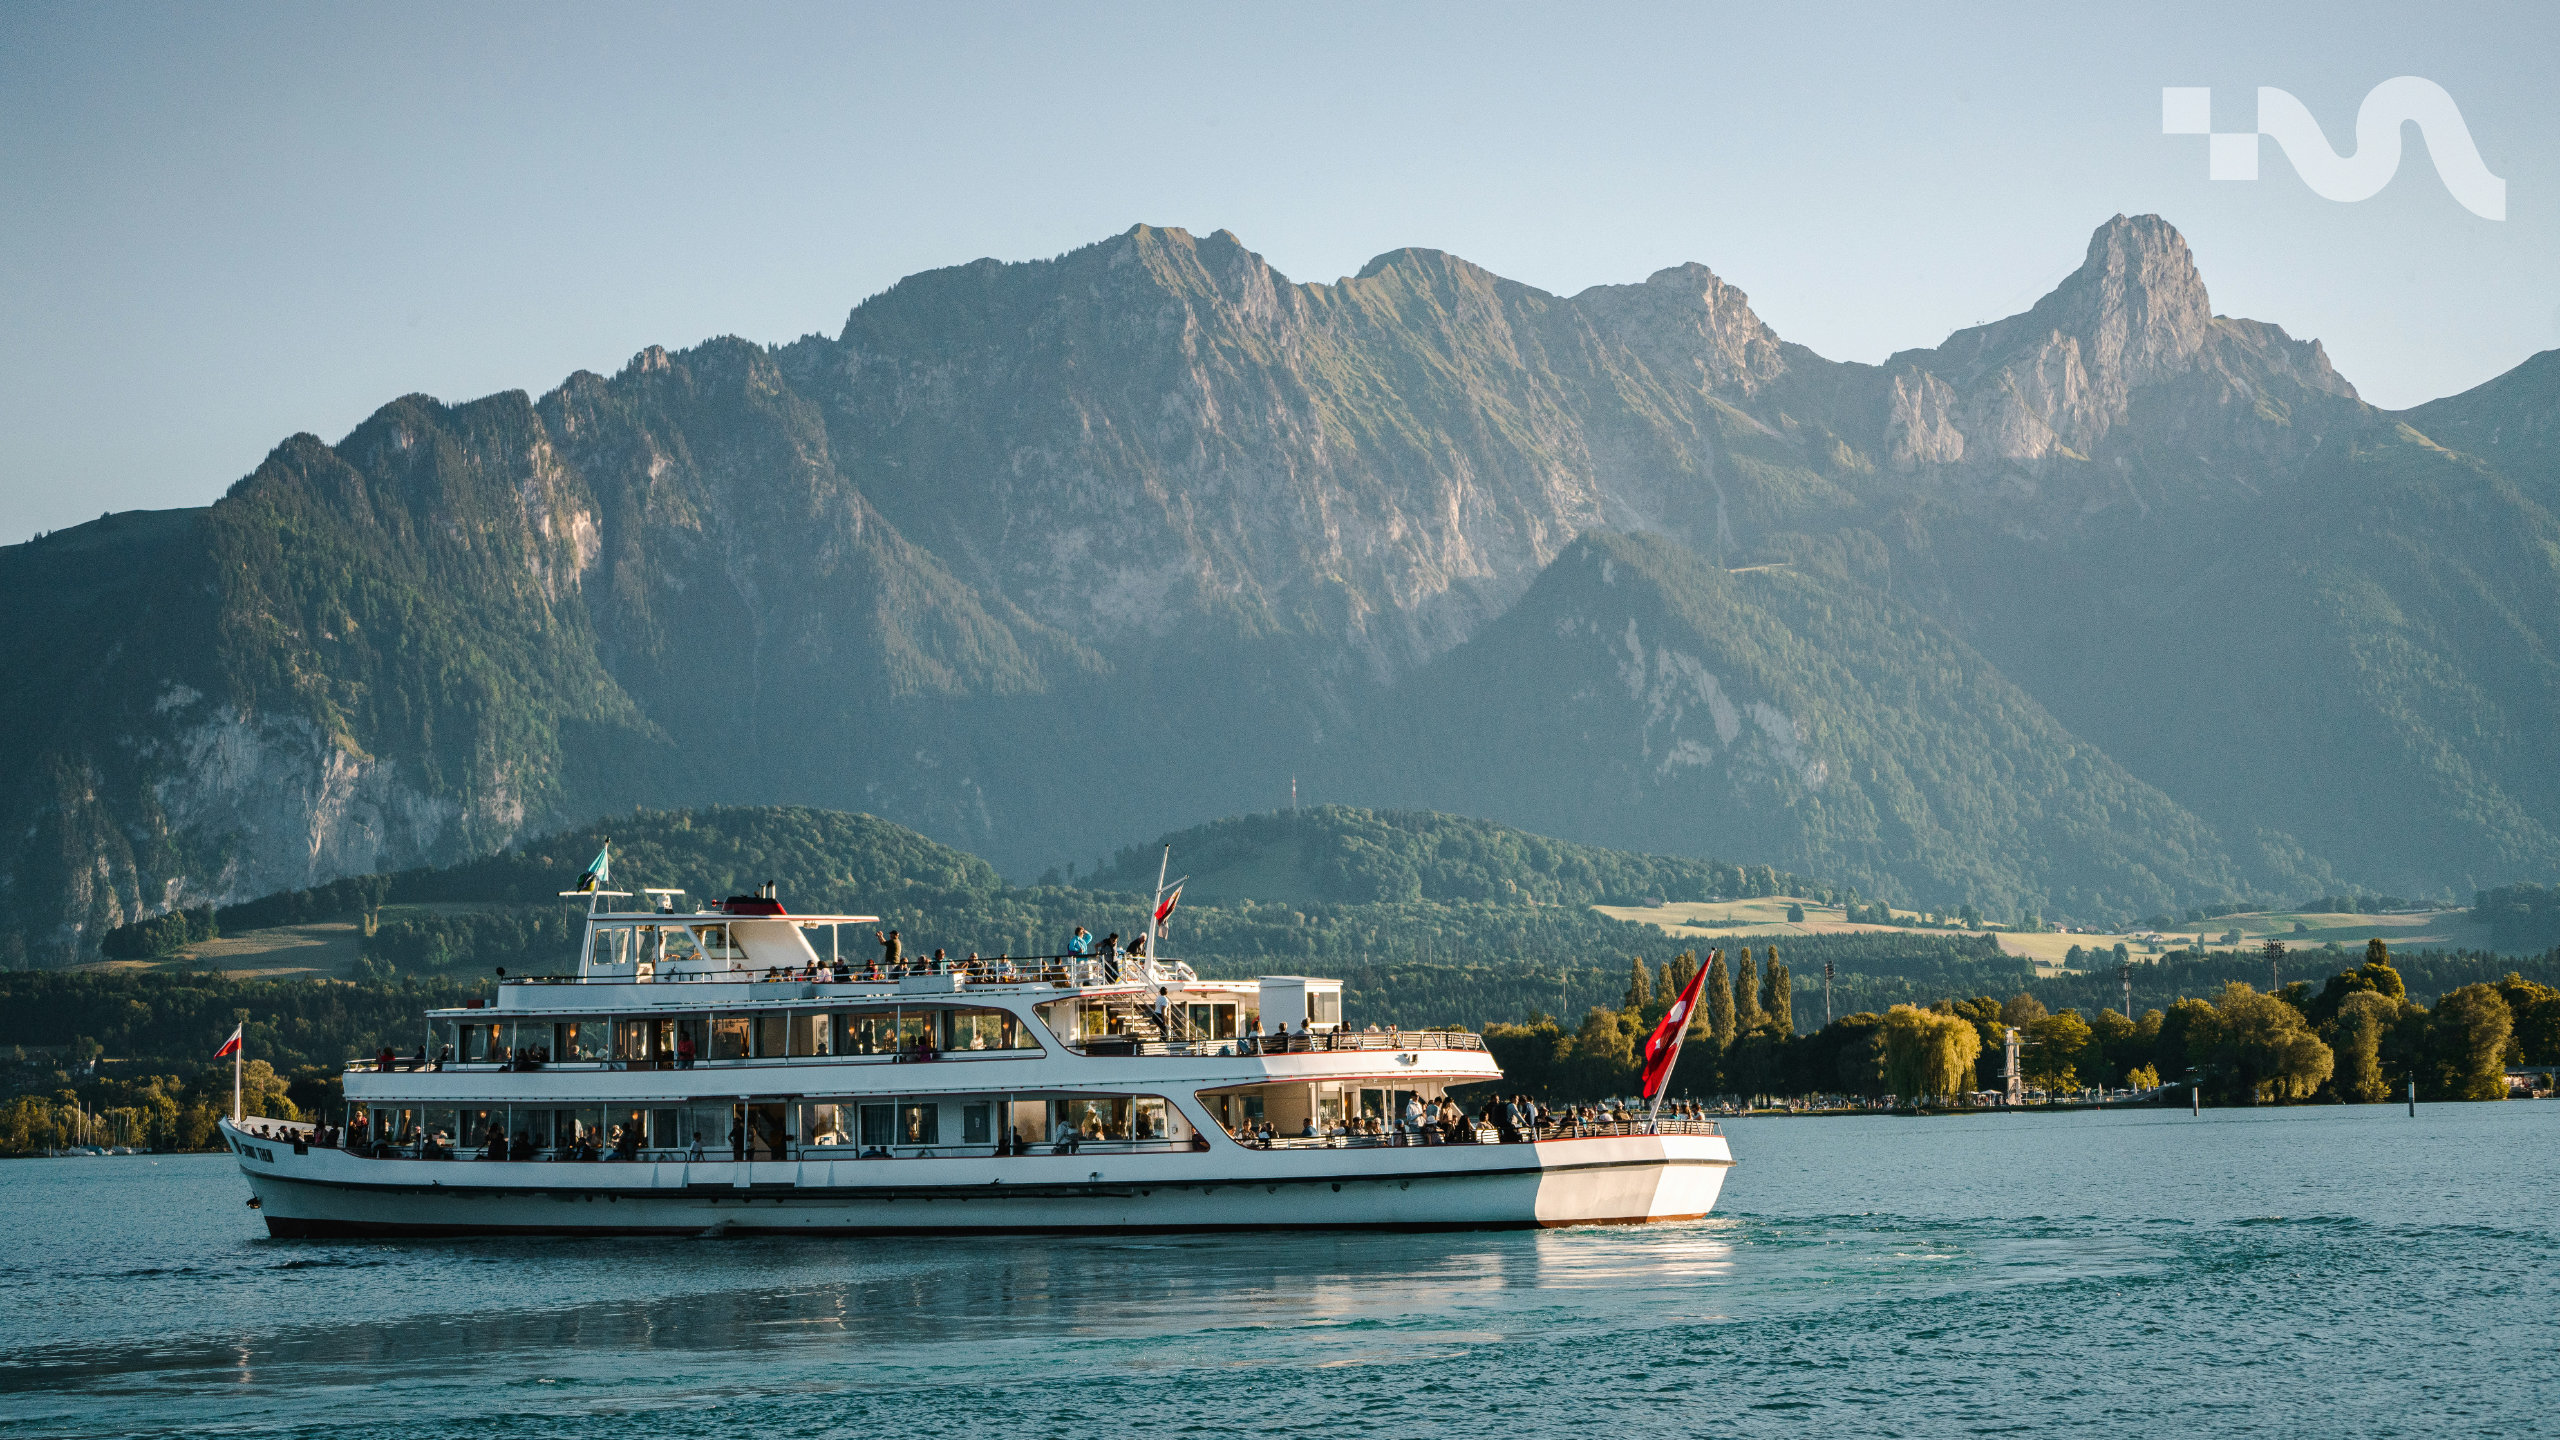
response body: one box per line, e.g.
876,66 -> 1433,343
225,873 -> 1731,1236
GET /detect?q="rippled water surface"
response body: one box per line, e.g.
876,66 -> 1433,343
4,1104 -> 2554,1437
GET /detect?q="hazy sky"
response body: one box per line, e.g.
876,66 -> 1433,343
4,2 -> 2552,540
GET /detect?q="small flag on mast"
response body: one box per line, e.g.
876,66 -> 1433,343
1152,883 -> 1184,937
214,1024 -> 243,1059
574,844 -> 612,893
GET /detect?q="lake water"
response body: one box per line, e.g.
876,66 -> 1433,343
2,1103 -> 2553,1437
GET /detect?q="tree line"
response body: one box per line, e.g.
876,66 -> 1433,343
1482,941 -> 2560,1106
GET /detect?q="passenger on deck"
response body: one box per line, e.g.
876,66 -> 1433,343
376,1045 -> 396,1073
434,1044 -> 451,1072
931,948 -> 948,973
1052,1119 -> 1082,1154
1100,932 -> 1122,965
1068,926 -> 1092,957
483,1122 -> 505,1160
729,1118 -> 746,1162
1152,989 -> 1172,1036
685,1131 -> 705,1162
1401,1095 -> 1425,1145
676,1033 -> 697,1069
876,928 -> 903,971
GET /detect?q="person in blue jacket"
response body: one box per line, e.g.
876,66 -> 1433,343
1068,926 -> 1092,956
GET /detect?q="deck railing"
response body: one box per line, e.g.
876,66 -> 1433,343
1092,1030 -> 1488,1057
494,953 -> 1204,990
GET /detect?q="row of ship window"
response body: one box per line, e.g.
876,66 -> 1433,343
343,1081 -> 1459,1162
439,1006 -> 1032,1065
349,1093 -> 1186,1159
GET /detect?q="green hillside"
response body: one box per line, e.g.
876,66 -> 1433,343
1362,531 -> 2297,920
1080,803 -> 1827,908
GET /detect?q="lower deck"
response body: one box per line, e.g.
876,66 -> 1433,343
224,1118 -> 1733,1237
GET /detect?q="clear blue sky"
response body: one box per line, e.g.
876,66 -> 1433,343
3,2 -> 2552,540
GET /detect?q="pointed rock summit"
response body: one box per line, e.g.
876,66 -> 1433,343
1929,214 -> 2210,390
1572,262 -> 1788,398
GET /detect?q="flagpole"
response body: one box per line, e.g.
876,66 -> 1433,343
232,1035 -> 243,1124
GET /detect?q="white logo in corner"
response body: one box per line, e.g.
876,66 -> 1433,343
2163,79 -> 2505,220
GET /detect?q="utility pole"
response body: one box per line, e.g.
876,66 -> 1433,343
1823,959 -> 1835,1026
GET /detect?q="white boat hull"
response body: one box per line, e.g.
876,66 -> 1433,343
225,1122 -> 1730,1236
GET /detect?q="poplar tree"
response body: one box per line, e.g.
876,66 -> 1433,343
1707,951 -> 1737,1046
1735,947 -> 1765,1033
1765,951 -> 1794,1038
1624,956 -> 1652,1013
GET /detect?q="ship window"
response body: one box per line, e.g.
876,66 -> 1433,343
1033,996 -> 1096,1044
900,1103 -> 940,1146
790,1013 -> 832,1057
548,1108 -> 599,1158
648,1108 -> 683,1149
896,1011 -> 935,1054
948,1008 -> 1023,1051
1309,991 -> 1342,1026
803,1103 -> 852,1148
460,1022 -> 497,1064
560,1021 -> 611,1063
839,1011 -> 895,1055
858,1104 -> 895,1148
505,1021 -> 551,1061
709,1016 -> 749,1060
961,1102 -> 991,1145
1055,1096 -> 1130,1142
423,1108 -> 460,1149
687,1104 -> 731,1152
514,1108 -> 556,1154
753,1015 -> 787,1058
614,1018 -> 655,1061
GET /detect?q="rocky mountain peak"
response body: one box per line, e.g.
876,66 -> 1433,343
1930,214 -> 2212,393
1570,262 -> 1788,399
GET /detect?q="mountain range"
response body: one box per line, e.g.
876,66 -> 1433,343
6,213 -> 2556,963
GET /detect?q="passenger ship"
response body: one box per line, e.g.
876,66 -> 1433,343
222,879 -> 1731,1236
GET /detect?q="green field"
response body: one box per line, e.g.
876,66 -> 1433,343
1594,897 -> 2488,976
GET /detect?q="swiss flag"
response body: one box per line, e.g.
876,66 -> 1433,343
214,1024 -> 242,1059
1152,884 -> 1183,935
1638,952 -> 1713,1100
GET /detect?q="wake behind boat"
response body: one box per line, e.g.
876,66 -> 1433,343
223,859 -> 1731,1236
